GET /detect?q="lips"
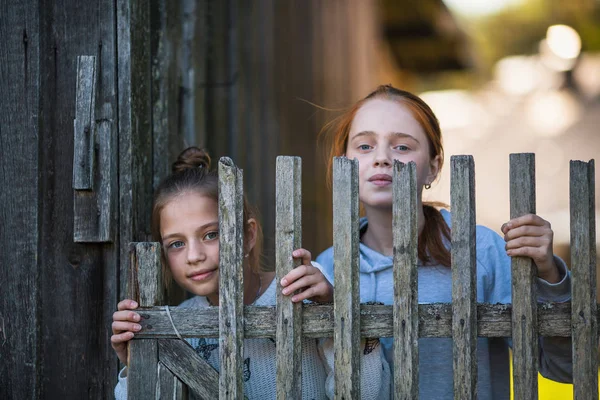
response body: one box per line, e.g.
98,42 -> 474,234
368,174 -> 392,186
188,269 -> 216,281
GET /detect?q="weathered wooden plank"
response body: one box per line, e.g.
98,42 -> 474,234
570,159 -> 598,400
159,340 -> 219,399
275,156 -> 303,399
393,160 -> 419,399
0,1 -> 40,398
128,242 -> 164,400
73,55 -> 96,191
118,0 -> 154,303
333,157 -> 361,399
218,157 -> 245,400
204,0 -> 234,160
181,0 -> 207,147
509,153 -> 538,400
450,155 -> 477,399
151,0 -> 183,191
157,362 -> 186,400
73,59 -> 115,243
134,302 -> 587,339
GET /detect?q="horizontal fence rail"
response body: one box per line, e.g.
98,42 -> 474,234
127,154 -> 598,400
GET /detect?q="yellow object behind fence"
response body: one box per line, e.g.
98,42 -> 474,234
509,350 -> 600,400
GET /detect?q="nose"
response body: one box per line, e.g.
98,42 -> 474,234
186,240 -> 206,264
373,147 -> 391,167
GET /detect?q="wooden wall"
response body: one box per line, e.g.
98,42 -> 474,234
0,0 -> 381,398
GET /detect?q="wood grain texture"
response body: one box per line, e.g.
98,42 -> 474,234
157,361 -> 186,400
159,340 -> 219,399
0,2 -> 40,398
128,243 -> 163,400
218,157 -> 244,400
393,161 -> 419,399
450,155 -> 478,399
509,153 -> 538,400
73,55 -> 96,190
333,157 -> 361,399
118,0 -> 154,303
570,160 -> 598,400
133,302 -> 589,339
275,156 -> 303,399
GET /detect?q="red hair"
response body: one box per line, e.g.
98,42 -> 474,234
321,85 -> 451,267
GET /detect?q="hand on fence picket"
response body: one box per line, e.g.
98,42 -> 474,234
111,299 -> 141,365
280,248 -> 334,303
501,213 -> 561,284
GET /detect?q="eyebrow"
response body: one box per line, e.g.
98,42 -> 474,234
351,131 -> 421,143
162,221 -> 219,242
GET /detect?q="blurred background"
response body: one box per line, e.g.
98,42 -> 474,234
1,0 -> 599,398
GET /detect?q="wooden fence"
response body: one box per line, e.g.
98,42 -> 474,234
126,154 -> 597,400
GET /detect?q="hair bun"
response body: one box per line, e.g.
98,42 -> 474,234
172,147 -> 211,174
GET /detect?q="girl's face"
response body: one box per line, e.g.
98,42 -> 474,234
345,98 -> 440,209
160,191 -> 220,300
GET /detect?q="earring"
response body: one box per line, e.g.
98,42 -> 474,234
244,253 -> 249,258
424,183 -> 431,190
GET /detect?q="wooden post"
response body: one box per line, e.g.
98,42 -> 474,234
509,153 -> 538,400
218,157 -> 245,400
393,160 -> 419,399
450,155 -> 477,399
275,156 -> 303,399
570,159 -> 598,400
127,242 -> 164,399
333,157 -> 361,399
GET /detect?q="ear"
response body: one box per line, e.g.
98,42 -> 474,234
245,218 -> 258,254
427,155 -> 441,184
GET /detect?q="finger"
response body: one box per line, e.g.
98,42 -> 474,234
117,299 -> 139,311
282,275 -> 318,296
506,245 -> 549,261
113,310 -> 141,323
112,321 -> 143,335
111,331 -> 135,345
289,285 -> 316,303
505,236 -> 551,251
281,264 -> 312,287
503,225 -> 551,241
505,214 -> 549,230
292,248 -> 312,266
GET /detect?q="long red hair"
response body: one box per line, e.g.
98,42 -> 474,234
321,85 -> 451,267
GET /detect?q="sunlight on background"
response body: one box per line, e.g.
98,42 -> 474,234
444,0 -> 524,15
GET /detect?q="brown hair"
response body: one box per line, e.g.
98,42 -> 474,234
321,84 -> 451,267
152,147 -> 264,286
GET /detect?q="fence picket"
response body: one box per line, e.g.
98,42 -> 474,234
451,155 -> 477,399
157,362 -> 186,400
218,157 -> 245,400
158,340 -> 219,398
275,156 -> 303,399
509,153 -> 539,400
128,242 -> 164,400
333,157 -> 361,399
393,160 -> 419,399
570,160 -> 598,400
123,154 -> 598,399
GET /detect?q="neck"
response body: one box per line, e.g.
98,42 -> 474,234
206,264 -> 275,306
361,200 -> 426,256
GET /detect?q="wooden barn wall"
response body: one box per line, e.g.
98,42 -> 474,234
195,0 -> 379,262
0,1 -> 41,399
0,0 -> 379,398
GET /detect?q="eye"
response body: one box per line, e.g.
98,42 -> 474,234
204,231 -> 219,241
358,144 -> 372,151
167,240 -> 185,250
394,144 -> 409,151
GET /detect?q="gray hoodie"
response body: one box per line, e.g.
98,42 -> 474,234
316,209 -> 572,399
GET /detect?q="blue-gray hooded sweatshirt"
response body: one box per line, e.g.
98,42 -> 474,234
316,209 -> 572,399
